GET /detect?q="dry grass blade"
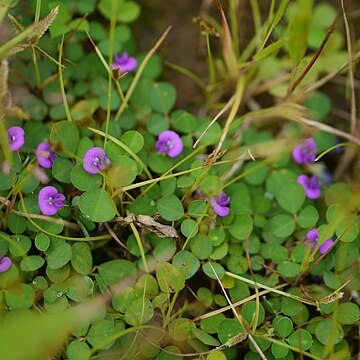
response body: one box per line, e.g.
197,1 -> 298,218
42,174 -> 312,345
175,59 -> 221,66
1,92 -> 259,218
290,16 -> 338,94
193,94 -> 235,148
211,77 -> 245,158
219,4 -> 237,79
297,116 -> 360,146
115,26 -> 172,121
208,263 -> 267,360
341,0 -> 357,135
194,284 -> 287,321
303,50 -> 360,94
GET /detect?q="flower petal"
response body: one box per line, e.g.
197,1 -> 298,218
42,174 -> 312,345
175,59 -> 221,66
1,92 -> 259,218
0,257 -> 12,273
319,239 -> 334,254
38,186 -> 59,216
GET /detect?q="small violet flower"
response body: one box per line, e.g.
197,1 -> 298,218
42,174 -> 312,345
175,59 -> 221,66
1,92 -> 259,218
38,186 -> 65,216
0,256 -> 12,273
306,228 -> 334,254
210,192 -> 231,217
297,175 -> 321,199
36,142 -> 57,168
292,138 -> 317,165
7,126 -> 25,151
112,52 -> 137,73
83,147 -> 111,174
156,130 -> 184,158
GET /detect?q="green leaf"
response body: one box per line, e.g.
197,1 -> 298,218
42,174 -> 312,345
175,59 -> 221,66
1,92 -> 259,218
112,287 -> 138,313
35,233 -> 50,252
50,121 -> 79,155
158,195 -> 184,221
98,0 -> 140,23
71,242 -> 93,275
156,262 -> 185,293
172,250 -> 200,280
124,298 -> 154,326
71,164 -> 102,191
271,341 -> 289,358
273,316 -> 293,337
337,303 -> 360,325
65,275 -> 93,302
298,205 -> 319,228
288,329 -> 313,350
277,261 -> 301,278
287,0 -> 313,66
202,262 -> 225,280
210,242 -> 228,260
304,91 -> 331,121
153,238 -> 176,262
87,318 -> 116,350
6,284 -> 34,309
315,319 -> 343,345
52,157 -> 73,183
242,301 -> 265,326
20,256 -> 45,272
200,314 -> 226,334
7,214 -> 26,234
79,188 -> 117,222
149,82 -> 176,113
217,319 -> 245,345
190,234 -> 213,260
134,274 -> 159,299
171,110 -> 197,133
228,214 -> 253,241
276,181 -> 305,214
120,131 -> 144,154
336,218 -> 359,243
67,340 -> 91,360
106,155 -> 138,188
118,1 -> 141,22
181,219 -> 199,238
191,327 -> 220,346
47,243 -> 72,270
98,260 -> 136,287
46,264 -> 70,284
270,214 -> 295,237
243,161 -> 269,186
199,175 -> 222,197
9,235 -> 31,257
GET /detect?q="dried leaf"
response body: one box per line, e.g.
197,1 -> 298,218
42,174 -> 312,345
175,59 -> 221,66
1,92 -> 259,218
219,4 -> 237,79
116,214 -> 179,239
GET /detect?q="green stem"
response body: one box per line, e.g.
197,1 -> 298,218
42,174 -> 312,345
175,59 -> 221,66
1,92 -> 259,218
58,35 -> 72,122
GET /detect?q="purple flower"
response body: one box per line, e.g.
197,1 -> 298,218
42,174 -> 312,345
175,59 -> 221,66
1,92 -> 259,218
83,147 -> 111,174
38,186 -> 65,216
7,126 -> 25,151
297,175 -> 321,199
210,192 -> 231,217
305,228 -> 334,254
0,256 -> 12,273
36,142 -> 57,168
112,52 -> 137,73
292,138 -> 317,165
319,239 -> 334,254
156,130 -> 184,158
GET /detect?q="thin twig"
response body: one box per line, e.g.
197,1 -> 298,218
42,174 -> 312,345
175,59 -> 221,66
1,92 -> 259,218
290,17 -> 338,93
104,222 -> 127,250
193,95 -> 235,148
341,0 -> 357,134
